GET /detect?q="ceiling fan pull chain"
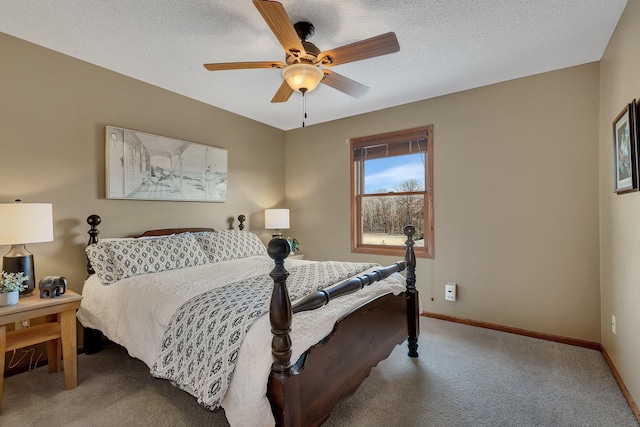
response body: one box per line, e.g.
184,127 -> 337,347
301,88 -> 308,127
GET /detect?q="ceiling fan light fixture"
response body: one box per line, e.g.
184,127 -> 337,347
282,64 -> 324,93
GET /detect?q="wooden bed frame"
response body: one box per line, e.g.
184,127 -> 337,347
83,214 -> 419,427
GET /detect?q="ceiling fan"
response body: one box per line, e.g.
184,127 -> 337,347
203,0 -> 400,103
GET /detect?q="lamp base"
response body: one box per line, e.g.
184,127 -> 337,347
3,244 -> 35,296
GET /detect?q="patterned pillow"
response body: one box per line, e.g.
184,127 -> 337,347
194,230 -> 267,262
86,234 -> 209,284
85,238 -> 128,284
191,231 -> 217,262
111,233 -> 209,280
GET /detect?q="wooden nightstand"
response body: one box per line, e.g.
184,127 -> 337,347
0,290 -> 82,412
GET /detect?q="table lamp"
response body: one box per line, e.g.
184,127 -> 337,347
0,201 -> 54,296
265,208 -> 289,238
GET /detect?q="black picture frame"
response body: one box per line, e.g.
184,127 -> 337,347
613,99 -> 639,194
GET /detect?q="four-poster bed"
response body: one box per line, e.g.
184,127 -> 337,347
79,214 -> 419,426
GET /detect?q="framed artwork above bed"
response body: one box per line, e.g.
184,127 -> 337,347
105,126 -> 228,202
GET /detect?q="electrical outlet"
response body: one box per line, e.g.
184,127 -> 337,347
612,315 -> 616,335
445,282 -> 457,301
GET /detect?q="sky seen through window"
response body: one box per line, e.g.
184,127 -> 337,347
364,153 -> 425,193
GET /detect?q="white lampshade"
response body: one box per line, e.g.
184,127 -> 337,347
265,209 -> 290,230
282,64 -> 324,93
0,202 -> 54,245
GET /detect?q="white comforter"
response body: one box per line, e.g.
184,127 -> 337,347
77,255 -> 407,427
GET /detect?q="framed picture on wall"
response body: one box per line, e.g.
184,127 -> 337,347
106,126 -> 228,202
612,100 -> 639,194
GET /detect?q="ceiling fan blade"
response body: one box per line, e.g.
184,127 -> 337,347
271,80 -> 294,103
204,61 -> 285,71
318,32 -> 400,67
253,0 -> 306,58
321,70 -> 370,98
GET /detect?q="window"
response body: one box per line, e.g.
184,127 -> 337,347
350,125 -> 434,258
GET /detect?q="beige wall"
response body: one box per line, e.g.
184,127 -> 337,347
286,63 -> 601,342
0,33 -> 285,293
599,0 -> 640,408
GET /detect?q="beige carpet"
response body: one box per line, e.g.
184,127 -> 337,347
2,317 -> 637,426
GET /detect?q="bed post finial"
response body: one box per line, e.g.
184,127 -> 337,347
87,215 -> 101,275
238,214 -> 246,230
404,225 -> 419,357
267,237 -> 292,375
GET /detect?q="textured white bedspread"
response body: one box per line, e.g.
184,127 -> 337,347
77,256 -> 407,427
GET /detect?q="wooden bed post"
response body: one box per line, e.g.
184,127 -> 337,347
404,225 -> 420,357
86,214 -> 101,275
267,237 -> 292,374
267,237 -> 301,426
85,214 -> 104,355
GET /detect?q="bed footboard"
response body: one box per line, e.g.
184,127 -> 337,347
267,225 -> 419,427
269,292 -> 408,426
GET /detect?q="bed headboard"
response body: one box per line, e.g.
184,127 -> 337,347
139,227 -> 215,237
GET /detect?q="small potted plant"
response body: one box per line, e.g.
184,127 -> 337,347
0,271 -> 28,306
287,237 -> 299,255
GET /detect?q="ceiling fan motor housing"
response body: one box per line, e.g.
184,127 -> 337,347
286,22 -> 321,65
286,41 -> 321,65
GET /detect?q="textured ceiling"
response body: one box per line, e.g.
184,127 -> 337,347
0,0 -> 628,130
